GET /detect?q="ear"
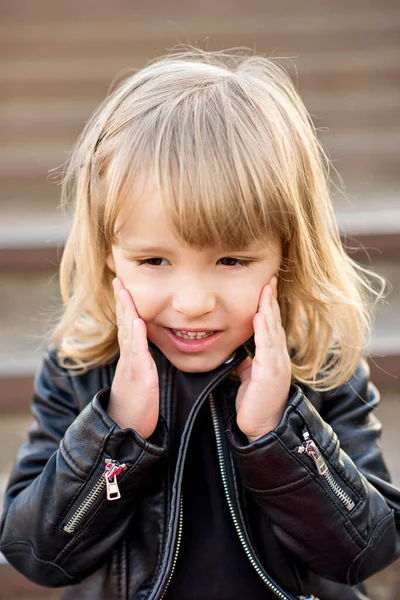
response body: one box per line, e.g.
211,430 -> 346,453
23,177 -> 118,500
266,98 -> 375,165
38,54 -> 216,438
106,253 -> 116,274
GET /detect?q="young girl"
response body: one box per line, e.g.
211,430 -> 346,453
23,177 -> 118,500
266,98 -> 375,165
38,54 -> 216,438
1,48 -> 399,600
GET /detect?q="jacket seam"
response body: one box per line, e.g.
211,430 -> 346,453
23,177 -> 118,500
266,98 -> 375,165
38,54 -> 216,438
324,428 -> 338,457
140,427 -> 169,456
245,472 -> 311,496
346,510 -> 394,583
60,439 -> 87,479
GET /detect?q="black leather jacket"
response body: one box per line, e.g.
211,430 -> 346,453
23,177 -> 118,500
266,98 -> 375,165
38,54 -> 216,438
1,342 -> 399,600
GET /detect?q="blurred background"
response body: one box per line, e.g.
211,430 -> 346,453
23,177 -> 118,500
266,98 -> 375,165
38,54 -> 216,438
0,0 -> 399,598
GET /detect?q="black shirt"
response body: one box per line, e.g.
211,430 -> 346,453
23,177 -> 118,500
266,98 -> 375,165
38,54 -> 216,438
164,372 -> 274,599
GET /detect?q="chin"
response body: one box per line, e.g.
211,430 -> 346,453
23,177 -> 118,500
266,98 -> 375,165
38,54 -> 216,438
167,353 -> 229,374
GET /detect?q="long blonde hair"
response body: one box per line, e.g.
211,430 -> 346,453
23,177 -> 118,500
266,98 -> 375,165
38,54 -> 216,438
50,47 -> 384,390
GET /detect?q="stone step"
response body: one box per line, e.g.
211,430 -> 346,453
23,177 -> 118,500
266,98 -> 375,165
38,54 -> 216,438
1,47 -> 399,101
0,272 -> 62,380
1,10 -> 399,59
1,0 -> 398,23
333,189 -> 400,236
2,90 -> 399,146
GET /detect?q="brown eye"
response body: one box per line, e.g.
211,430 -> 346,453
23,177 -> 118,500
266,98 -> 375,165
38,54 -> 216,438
137,258 -> 169,266
218,257 -> 251,267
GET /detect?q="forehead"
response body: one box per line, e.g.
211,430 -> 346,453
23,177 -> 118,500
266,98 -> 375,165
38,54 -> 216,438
115,178 -> 177,245
114,172 -> 279,253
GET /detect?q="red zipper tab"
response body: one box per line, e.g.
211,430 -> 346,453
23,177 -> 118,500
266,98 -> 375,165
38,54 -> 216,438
103,459 -> 127,501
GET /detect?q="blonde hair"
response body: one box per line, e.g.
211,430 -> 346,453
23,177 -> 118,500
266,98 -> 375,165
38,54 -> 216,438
50,47 -> 384,390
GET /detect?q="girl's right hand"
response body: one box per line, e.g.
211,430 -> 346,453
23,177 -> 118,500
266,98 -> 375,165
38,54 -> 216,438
108,277 -> 160,439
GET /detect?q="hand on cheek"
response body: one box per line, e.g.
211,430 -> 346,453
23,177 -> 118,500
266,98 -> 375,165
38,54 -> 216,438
235,276 -> 292,442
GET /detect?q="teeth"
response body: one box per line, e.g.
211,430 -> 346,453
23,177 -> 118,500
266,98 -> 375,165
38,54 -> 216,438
171,329 -> 215,340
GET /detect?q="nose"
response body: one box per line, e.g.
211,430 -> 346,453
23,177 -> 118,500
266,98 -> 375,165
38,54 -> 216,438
172,283 -> 216,318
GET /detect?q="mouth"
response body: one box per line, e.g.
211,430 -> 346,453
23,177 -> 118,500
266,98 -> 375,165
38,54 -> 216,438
163,327 -> 222,354
170,328 -> 216,340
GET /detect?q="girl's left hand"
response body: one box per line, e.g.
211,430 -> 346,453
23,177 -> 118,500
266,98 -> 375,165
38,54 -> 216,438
235,276 -> 292,442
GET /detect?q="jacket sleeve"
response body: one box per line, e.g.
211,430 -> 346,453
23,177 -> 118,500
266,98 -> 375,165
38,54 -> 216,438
225,359 -> 400,584
0,346 -> 168,587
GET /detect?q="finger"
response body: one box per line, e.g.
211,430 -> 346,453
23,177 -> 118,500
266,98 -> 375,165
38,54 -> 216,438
258,278 -> 278,332
130,317 -> 152,363
114,281 -> 138,357
253,312 -> 273,358
270,277 -> 282,330
113,277 -> 140,320
112,276 -> 125,300
261,284 -> 279,338
113,277 -> 126,331
119,288 -> 140,320
258,281 -> 271,315
118,290 -> 134,356
270,274 -> 278,299
112,279 -> 150,364
113,279 -> 129,350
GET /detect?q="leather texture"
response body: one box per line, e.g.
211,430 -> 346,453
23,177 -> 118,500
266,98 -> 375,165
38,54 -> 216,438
0,341 -> 399,600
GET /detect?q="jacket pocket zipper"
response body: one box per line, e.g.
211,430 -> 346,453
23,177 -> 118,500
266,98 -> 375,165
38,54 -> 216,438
297,429 -> 355,512
63,458 -> 127,534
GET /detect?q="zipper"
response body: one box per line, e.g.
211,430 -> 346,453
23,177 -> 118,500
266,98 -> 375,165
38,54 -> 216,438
297,429 -> 355,512
159,495 -> 184,599
63,458 -> 127,534
151,356 -> 246,600
155,391 -> 319,600
208,393 -> 304,600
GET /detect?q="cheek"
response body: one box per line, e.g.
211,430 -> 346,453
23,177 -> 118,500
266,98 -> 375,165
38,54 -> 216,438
123,278 -> 162,321
228,283 -> 262,323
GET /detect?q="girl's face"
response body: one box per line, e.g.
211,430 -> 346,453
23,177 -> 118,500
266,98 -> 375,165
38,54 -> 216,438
107,180 -> 282,373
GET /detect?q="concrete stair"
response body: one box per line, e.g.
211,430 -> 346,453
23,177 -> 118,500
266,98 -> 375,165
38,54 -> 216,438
1,0 -> 399,597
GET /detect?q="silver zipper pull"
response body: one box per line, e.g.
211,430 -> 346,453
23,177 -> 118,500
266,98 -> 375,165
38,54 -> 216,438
103,459 -> 127,501
297,430 -> 355,512
105,474 -> 122,500
297,433 -> 328,476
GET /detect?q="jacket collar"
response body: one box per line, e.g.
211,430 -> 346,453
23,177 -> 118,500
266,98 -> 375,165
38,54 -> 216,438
148,334 -> 254,399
